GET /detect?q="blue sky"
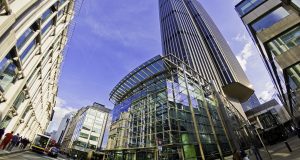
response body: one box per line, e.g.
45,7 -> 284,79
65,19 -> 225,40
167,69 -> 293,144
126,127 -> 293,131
48,0 -> 276,131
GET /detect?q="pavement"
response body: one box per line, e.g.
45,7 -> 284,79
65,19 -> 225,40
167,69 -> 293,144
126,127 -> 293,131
225,136 -> 300,160
0,151 -> 66,160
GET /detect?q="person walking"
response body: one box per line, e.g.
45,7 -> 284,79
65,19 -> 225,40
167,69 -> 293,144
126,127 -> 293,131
251,145 -> 263,160
7,133 -> 19,151
0,128 -> 5,140
233,149 -> 242,160
0,131 -> 13,150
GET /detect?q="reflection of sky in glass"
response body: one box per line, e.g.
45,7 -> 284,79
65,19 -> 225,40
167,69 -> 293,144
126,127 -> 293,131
252,7 -> 289,32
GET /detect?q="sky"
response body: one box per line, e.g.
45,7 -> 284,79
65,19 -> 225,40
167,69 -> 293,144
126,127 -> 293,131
47,0 -> 276,132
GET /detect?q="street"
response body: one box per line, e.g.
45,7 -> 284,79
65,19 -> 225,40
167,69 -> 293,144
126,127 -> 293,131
0,151 -> 66,160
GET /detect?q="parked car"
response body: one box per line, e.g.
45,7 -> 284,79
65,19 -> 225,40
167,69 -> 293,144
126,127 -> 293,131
48,147 -> 59,158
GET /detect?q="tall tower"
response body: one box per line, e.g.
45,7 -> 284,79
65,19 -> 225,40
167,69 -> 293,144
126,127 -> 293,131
159,0 -> 254,114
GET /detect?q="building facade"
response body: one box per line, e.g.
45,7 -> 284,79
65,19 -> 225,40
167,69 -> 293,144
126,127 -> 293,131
245,99 -> 291,144
106,55 -> 253,160
0,0 -> 75,140
54,112 -> 75,144
61,103 -> 111,154
159,0 -> 254,118
241,94 -> 261,111
235,0 -> 300,121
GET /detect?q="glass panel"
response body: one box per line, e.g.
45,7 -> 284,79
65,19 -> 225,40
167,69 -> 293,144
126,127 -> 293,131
252,7 -> 289,32
13,91 -> 26,110
89,135 -> 99,141
41,19 -> 54,36
292,0 -> 300,8
0,52 -> 17,92
0,116 -> 12,128
267,26 -> 300,56
16,27 -> 34,49
79,132 -> 89,139
41,8 -> 53,22
287,63 -> 300,89
236,0 -> 265,16
20,39 -> 36,62
21,105 -> 31,119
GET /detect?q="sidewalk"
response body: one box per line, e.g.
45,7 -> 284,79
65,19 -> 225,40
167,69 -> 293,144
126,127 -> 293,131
0,147 -> 29,157
249,136 -> 300,160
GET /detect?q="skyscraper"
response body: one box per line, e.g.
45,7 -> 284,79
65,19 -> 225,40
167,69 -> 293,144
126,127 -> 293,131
159,0 -> 254,116
235,0 -> 300,122
0,0 -> 75,140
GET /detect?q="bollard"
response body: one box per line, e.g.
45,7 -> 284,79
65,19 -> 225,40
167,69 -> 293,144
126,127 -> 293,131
284,141 -> 292,152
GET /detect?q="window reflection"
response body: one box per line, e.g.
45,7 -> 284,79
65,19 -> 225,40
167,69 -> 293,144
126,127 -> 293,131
0,51 -> 18,93
287,63 -> 300,90
267,26 -> 300,56
16,27 -> 34,50
13,91 -> 26,110
252,7 -> 289,32
292,0 -> 300,8
20,39 -> 36,62
41,8 -> 53,22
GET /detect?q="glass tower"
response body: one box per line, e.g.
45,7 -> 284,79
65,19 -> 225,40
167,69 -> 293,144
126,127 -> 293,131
159,0 -> 254,109
106,55 -> 252,160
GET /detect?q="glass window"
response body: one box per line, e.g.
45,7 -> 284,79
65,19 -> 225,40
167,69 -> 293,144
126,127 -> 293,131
0,115 -> 12,128
16,27 -> 34,50
89,135 -> 98,141
19,39 -> 36,62
21,105 -> 31,119
60,0 -> 66,6
79,132 -> 89,139
236,0 -> 265,17
13,91 -> 26,110
41,19 -> 54,36
267,26 -> 300,56
92,127 -> 102,133
252,7 -> 289,32
82,125 -> 91,131
287,63 -> 300,90
292,0 -> 300,8
41,8 -> 53,22
0,52 -> 18,92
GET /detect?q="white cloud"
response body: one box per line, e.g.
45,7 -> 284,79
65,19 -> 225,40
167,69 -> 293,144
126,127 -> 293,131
258,81 -> 277,102
47,97 -> 77,132
235,33 -> 256,71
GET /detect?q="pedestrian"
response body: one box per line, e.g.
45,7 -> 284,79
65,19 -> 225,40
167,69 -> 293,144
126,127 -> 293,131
240,149 -> 250,160
0,131 -> 13,150
233,149 -> 242,160
16,136 -> 22,147
19,138 -> 24,149
23,138 -> 30,149
7,133 -> 19,151
0,128 -> 5,140
251,145 -> 262,160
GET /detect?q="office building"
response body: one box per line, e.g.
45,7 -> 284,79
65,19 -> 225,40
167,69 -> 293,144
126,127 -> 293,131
235,0 -> 300,122
54,112 -> 75,144
241,94 -> 261,111
246,99 -> 291,144
61,103 -> 111,155
106,55 -> 252,160
0,0 -> 75,140
159,0 -> 254,118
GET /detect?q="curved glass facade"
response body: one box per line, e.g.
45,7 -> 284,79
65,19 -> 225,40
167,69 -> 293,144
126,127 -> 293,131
107,55 -> 252,160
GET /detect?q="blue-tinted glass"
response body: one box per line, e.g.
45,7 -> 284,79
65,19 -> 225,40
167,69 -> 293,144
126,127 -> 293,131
16,28 -> 34,49
252,7 -> 289,32
0,53 -> 17,92
60,0 -> 66,6
42,9 -> 53,22
41,19 -> 53,35
20,39 -> 36,61
236,0 -> 265,16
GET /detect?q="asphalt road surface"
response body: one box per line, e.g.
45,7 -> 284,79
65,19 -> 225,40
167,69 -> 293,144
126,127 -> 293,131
0,151 -> 66,160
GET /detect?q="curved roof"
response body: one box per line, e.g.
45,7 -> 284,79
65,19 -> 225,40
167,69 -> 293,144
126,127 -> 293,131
109,55 -> 167,103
